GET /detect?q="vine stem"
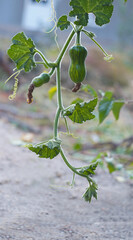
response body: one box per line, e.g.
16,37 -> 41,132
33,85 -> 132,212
54,107 -> 61,139
60,148 -> 92,181
76,31 -> 81,45
90,38 -> 109,57
53,29 -> 76,139
54,64 -> 63,139
35,49 -> 51,67
56,64 -> 63,109
49,67 -> 55,76
63,117 -> 70,134
56,29 -> 75,64
53,27 -> 92,185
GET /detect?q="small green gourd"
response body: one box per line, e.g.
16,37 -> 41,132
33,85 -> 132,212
32,72 -> 50,87
27,72 -> 50,104
69,45 -> 87,84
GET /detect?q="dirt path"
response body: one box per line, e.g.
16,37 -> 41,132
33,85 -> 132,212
0,120 -> 133,240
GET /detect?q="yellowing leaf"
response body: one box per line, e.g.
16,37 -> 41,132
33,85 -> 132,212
48,86 -> 57,100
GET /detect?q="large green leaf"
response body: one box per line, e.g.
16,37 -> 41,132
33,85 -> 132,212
81,0 -> 114,26
83,182 -> 98,202
7,32 -> 36,72
69,0 -> 89,26
57,15 -> 70,30
63,98 -> 97,124
69,0 -> 114,26
26,139 -> 61,159
79,162 -> 98,176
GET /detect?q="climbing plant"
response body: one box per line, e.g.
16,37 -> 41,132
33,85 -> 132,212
6,0 -> 128,202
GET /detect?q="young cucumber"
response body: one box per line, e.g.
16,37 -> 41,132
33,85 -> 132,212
32,72 -> 50,87
69,45 -> 87,84
27,72 -> 50,104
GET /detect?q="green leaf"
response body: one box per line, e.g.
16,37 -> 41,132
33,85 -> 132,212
7,32 -> 36,72
74,13 -> 89,26
83,0 -> 114,26
26,139 -> 61,159
98,99 -> 114,124
73,142 -> 82,151
36,0 -> 41,2
79,162 -> 98,176
63,98 -> 97,124
69,0 -> 114,26
107,162 -> 116,173
83,182 -> 98,202
98,92 -> 114,124
71,98 -> 84,104
104,91 -> 113,99
91,152 -> 108,163
112,101 -> 125,120
69,0 -> 89,26
48,86 -> 57,100
98,91 -> 125,123
105,157 -> 116,173
57,15 -> 70,30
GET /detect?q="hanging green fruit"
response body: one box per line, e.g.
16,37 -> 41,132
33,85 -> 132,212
69,45 -> 87,91
27,72 -> 50,104
32,73 -> 50,87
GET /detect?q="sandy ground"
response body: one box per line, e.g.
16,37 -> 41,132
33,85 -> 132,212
0,119 -> 133,240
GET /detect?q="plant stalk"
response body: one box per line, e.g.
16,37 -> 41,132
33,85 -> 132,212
56,29 -> 75,64
54,64 -> 63,139
35,49 -> 50,67
49,67 -> 55,77
76,31 -> 81,45
54,107 -> 61,139
90,38 -> 108,57
53,29 -> 76,139
60,148 -> 91,179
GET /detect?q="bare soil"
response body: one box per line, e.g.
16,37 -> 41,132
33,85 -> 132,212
0,119 -> 133,240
